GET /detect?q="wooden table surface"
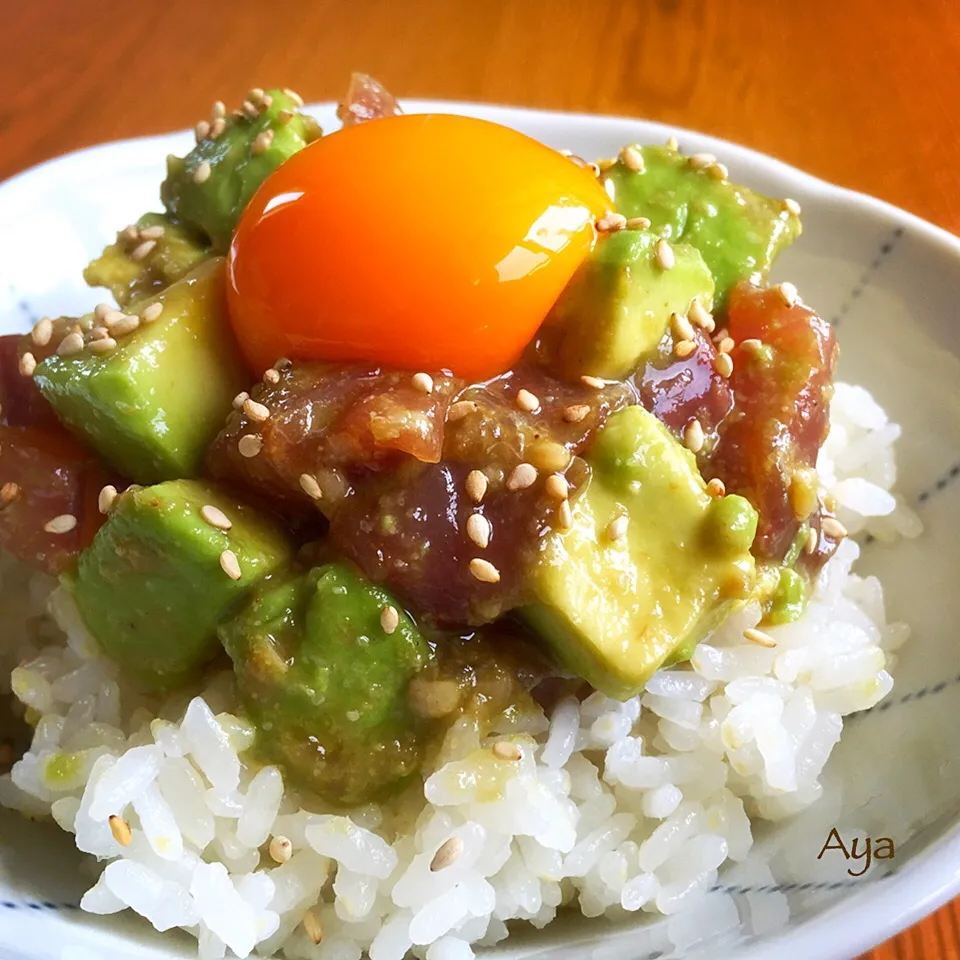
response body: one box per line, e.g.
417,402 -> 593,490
2,1 -> 958,956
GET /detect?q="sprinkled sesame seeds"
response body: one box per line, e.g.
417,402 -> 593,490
545,473 -> 569,501
283,88 -> 305,107
277,109 -> 294,125
606,514 -> 629,542
665,136 -> 679,150
242,99 -> 259,119
89,337 -> 117,355
625,216 -> 652,230
109,814 -> 132,846
0,482 -> 20,506
411,372 -> 434,394
516,388 -> 539,412
805,527 -> 819,554
469,557 -> 501,584
210,117 -> 226,139
195,120 -> 210,142
252,129 -> 275,156
580,375 -> 605,389
57,332 -> 84,357
466,513 -> 491,549
44,514 -> 77,535
380,605 -> 400,634
269,835 -> 293,863
262,368 -> 281,385
743,627 -> 777,648
707,162 -> 729,181
31,317 -> 52,346
655,239 -> 675,270
556,499 -> 573,530
465,470 -> 487,503
302,909 -> 323,945
586,162 -> 601,178
430,835 -> 463,871
821,517 -> 848,540
718,336 -> 735,355
248,87 -> 265,103
620,145 -> 645,172
706,478 -> 726,498
776,281 -> 799,307
595,212 -> 627,233
18,352 -> 36,377
688,299 -> 715,332
232,391 -> 249,410
671,312 -> 695,341
219,549 -> 242,581
131,239 -> 157,262
506,462 -> 538,491
90,327 -> 109,341
200,504 -> 232,531
120,225 -> 140,244
675,339 -> 696,359
102,308 -> 126,327
211,100 -> 226,120
563,404 -> 591,423
688,152 -> 717,170
109,315 -> 140,338
141,302 -> 163,323
492,740 -> 522,761
683,419 -> 705,453
139,224 -> 165,240
193,161 -> 212,184
298,473 -> 323,501
94,303 -> 113,321
714,352 -> 734,378
782,197 -> 802,216
238,434 -> 263,458
243,398 -> 271,422
446,400 -> 478,422
741,338 -> 763,352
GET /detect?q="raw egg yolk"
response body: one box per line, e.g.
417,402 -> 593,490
227,114 -> 609,380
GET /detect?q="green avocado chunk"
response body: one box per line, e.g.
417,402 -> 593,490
219,562 -> 434,806
601,145 -> 801,303
83,213 -> 211,309
538,227 -> 715,380
161,89 -> 320,251
524,405 -> 757,699
34,259 -> 249,483
68,479 -> 293,690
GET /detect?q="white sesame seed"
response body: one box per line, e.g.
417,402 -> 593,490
302,909 -> 323,945
466,513 -> 491,549
109,315 -> 140,338
252,129 -> 274,156
276,109 -> 294,125
248,87 -> 265,103
139,224 -> 165,240
380,605 -> 400,634
109,814 -> 132,846
776,281 -> 799,307
430,836 -> 463,871
714,353 -> 734,378
200,504 -> 232,530
0,482 -> 19,505
44,514 -> 77,535
580,375 -> 605,389
57,332 -> 84,357
469,558 -> 501,584
238,434 -> 263,458
492,740 -> 522,761
805,527 -> 819,554
655,239 -> 675,270
31,317 -> 53,346
90,327 -> 109,341
665,136 -> 679,150
210,117 -> 226,139
707,162 -> 729,181
89,337 -> 117,355
193,161 -> 212,184
620,145 -> 644,172
465,470 -> 487,504
671,312 -> 695,341
743,627 -> 777,648
102,309 -> 126,327
516,389 -> 539,412
242,100 -> 259,119
563,404 -> 591,423
688,152 -> 717,169
120,225 -> 139,244
19,352 -> 36,377
299,473 -> 323,500
506,462 -> 538,491
211,100 -> 226,120
141,302 -> 163,323
195,120 -> 210,142
586,162 -> 601,178
411,372 -> 434,394
219,549 -> 242,581
283,88 -> 305,107
545,473 -> 569,501
130,240 -> 157,261
706,478 -> 726,498
718,337 -> 735,355
782,197 -> 802,216
263,368 -> 280,385
683,419 -> 705,453
243,398 -> 271,422
625,216 -> 652,230
675,339 -> 696,359
821,517 -> 848,540
606,514 -> 629,542
232,391 -> 249,410
688,299 -> 714,331
97,485 -> 118,514
446,400 -> 478,422
741,338 -> 764,352
269,835 -> 293,864
595,212 -> 627,233
94,303 -> 113,321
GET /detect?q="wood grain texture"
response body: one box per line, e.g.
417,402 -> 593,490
1,1 -> 958,956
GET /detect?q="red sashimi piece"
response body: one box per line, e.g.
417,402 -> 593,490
337,73 -> 403,127
0,426 -> 109,575
707,282 -> 838,561
0,335 -> 60,430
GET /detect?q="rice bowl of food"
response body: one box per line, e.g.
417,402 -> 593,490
0,75 -> 958,960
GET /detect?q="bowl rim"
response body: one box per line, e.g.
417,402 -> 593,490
1,98 -> 959,960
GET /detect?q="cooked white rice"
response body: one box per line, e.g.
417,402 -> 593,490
0,382 -> 917,960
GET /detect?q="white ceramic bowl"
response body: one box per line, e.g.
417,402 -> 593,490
1,101 -> 959,960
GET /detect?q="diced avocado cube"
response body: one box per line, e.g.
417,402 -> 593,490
524,406 -> 757,699
219,562 -> 433,805
34,259 -> 249,483
602,146 -> 801,303
161,89 -> 320,251
540,228 -> 714,380
83,213 -> 211,309
68,479 -> 294,690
